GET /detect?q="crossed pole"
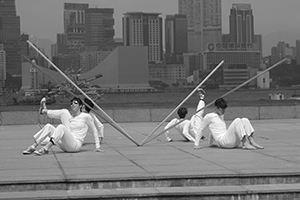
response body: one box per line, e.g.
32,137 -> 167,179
140,58 -> 288,146
27,40 -> 140,146
139,60 -> 224,146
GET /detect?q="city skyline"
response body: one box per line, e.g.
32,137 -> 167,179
16,0 -> 300,43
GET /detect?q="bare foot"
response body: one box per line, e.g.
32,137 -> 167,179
250,141 -> 264,149
249,137 -> 264,149
242,142 -> 257,150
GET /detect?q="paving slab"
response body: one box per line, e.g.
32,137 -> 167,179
1,119 -> 300,186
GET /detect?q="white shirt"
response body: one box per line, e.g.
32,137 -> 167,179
165,118 -> 195,142
194,112 -> 226,146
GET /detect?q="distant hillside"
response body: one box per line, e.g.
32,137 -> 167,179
262,30 -> 300,57
36,38 -> 54,58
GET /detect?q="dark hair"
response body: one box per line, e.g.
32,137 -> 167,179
70,97 -> 83,106
214,98 -> 228,109
177,107 -> 188,118
83,98 -> 94,113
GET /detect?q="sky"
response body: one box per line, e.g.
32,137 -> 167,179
16,0 -> 300,43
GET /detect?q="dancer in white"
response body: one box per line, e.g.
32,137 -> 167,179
164,107 -> 195,142
82,98 -> 104,144
194,98 -> 264,150
164,88 -> 207,142
23,97 -> 102,156
190,88 -> 206,139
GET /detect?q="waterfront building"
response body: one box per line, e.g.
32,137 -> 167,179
85,8 -> 115,51
0,44 -> 6,93
165,14 -> 188,64
64,3 -> 88,54
20,33 -> 30,62
178,0 -> 222,52
80,50 -> 112,72
149,63 -> 186,83
80,46 -> 150,89
229,4 -> 254,44
123,12 -> 163,63
0,0 -> 21,77
57,33 -> 68,55
296,40 -> 300,65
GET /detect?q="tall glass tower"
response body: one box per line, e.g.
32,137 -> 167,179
229,4 -> 254,44
0,0 -> 21,77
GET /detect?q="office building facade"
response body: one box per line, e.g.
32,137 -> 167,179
165,14 -> 188,64
85,8 -> 115,51
123,12 -> 163,63
178,0 -> 222,52
0,44 -> 6,92
0,0 -> 21,77
64,3 -> 88,54
229,4 -> 254,44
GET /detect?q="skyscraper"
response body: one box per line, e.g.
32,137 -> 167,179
229,4 -> 254,44
0,0 -> 21,77
165,14 -> 188,64
0,44 -> 6,92
64,3 -> 89,54
85,8 -> 115,51
123,12 -> 163,63
178,0 -> 222,52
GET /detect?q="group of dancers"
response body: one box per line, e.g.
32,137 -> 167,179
23,88 -> 263,156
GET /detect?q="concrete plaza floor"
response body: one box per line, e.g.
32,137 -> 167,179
1,118 -> 300,185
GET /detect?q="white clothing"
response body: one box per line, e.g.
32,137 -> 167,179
190,99 -> 205,137
89,112 -> 104,138
34,109 -> 100,152
194,112 -> 254,148
164,118 -> 195,142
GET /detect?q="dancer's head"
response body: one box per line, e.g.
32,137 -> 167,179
214,98 -> 227,115
177,107 -> 188,119
70,97 -> 83,112
83,98 -> 94,113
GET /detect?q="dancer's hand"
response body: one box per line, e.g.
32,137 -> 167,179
94,148 -> 105,153
193,145 -> 202,150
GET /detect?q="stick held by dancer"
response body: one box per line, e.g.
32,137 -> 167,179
194,98 -> 264,150
23,97 -> 103,156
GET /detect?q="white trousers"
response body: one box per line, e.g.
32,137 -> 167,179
33,109 -> 81,152
217,118 -> 254,148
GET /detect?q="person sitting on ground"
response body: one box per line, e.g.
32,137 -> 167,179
164,107 -> 197,142
23,97 -> 102,156
82,98 -> 104,144
194,98 -> 264,150
190,88 -> 207,140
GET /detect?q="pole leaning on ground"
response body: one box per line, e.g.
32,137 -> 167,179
27,40 -> 140,146
141,58 -> 288,146
139,60 -> 224,146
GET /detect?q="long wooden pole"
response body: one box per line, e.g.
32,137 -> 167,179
139,60 -> 224,146
141,58 -> 287,146
27,40 -> 140,146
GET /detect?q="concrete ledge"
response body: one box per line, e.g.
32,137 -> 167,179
1,105 -> 299,125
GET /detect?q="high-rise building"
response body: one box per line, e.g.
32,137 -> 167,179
85,8 -> 115,51
0,44 -> 6,92
123,12 -> 163,63
296,40 -> 300,65
57,33 -> 68,55
229,4 -> 254,44
20,33 -> 29,61
178,0 -> 222,52
64,3 -> 89,54
0,0 -> 21,77
165,14 -> 188,64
